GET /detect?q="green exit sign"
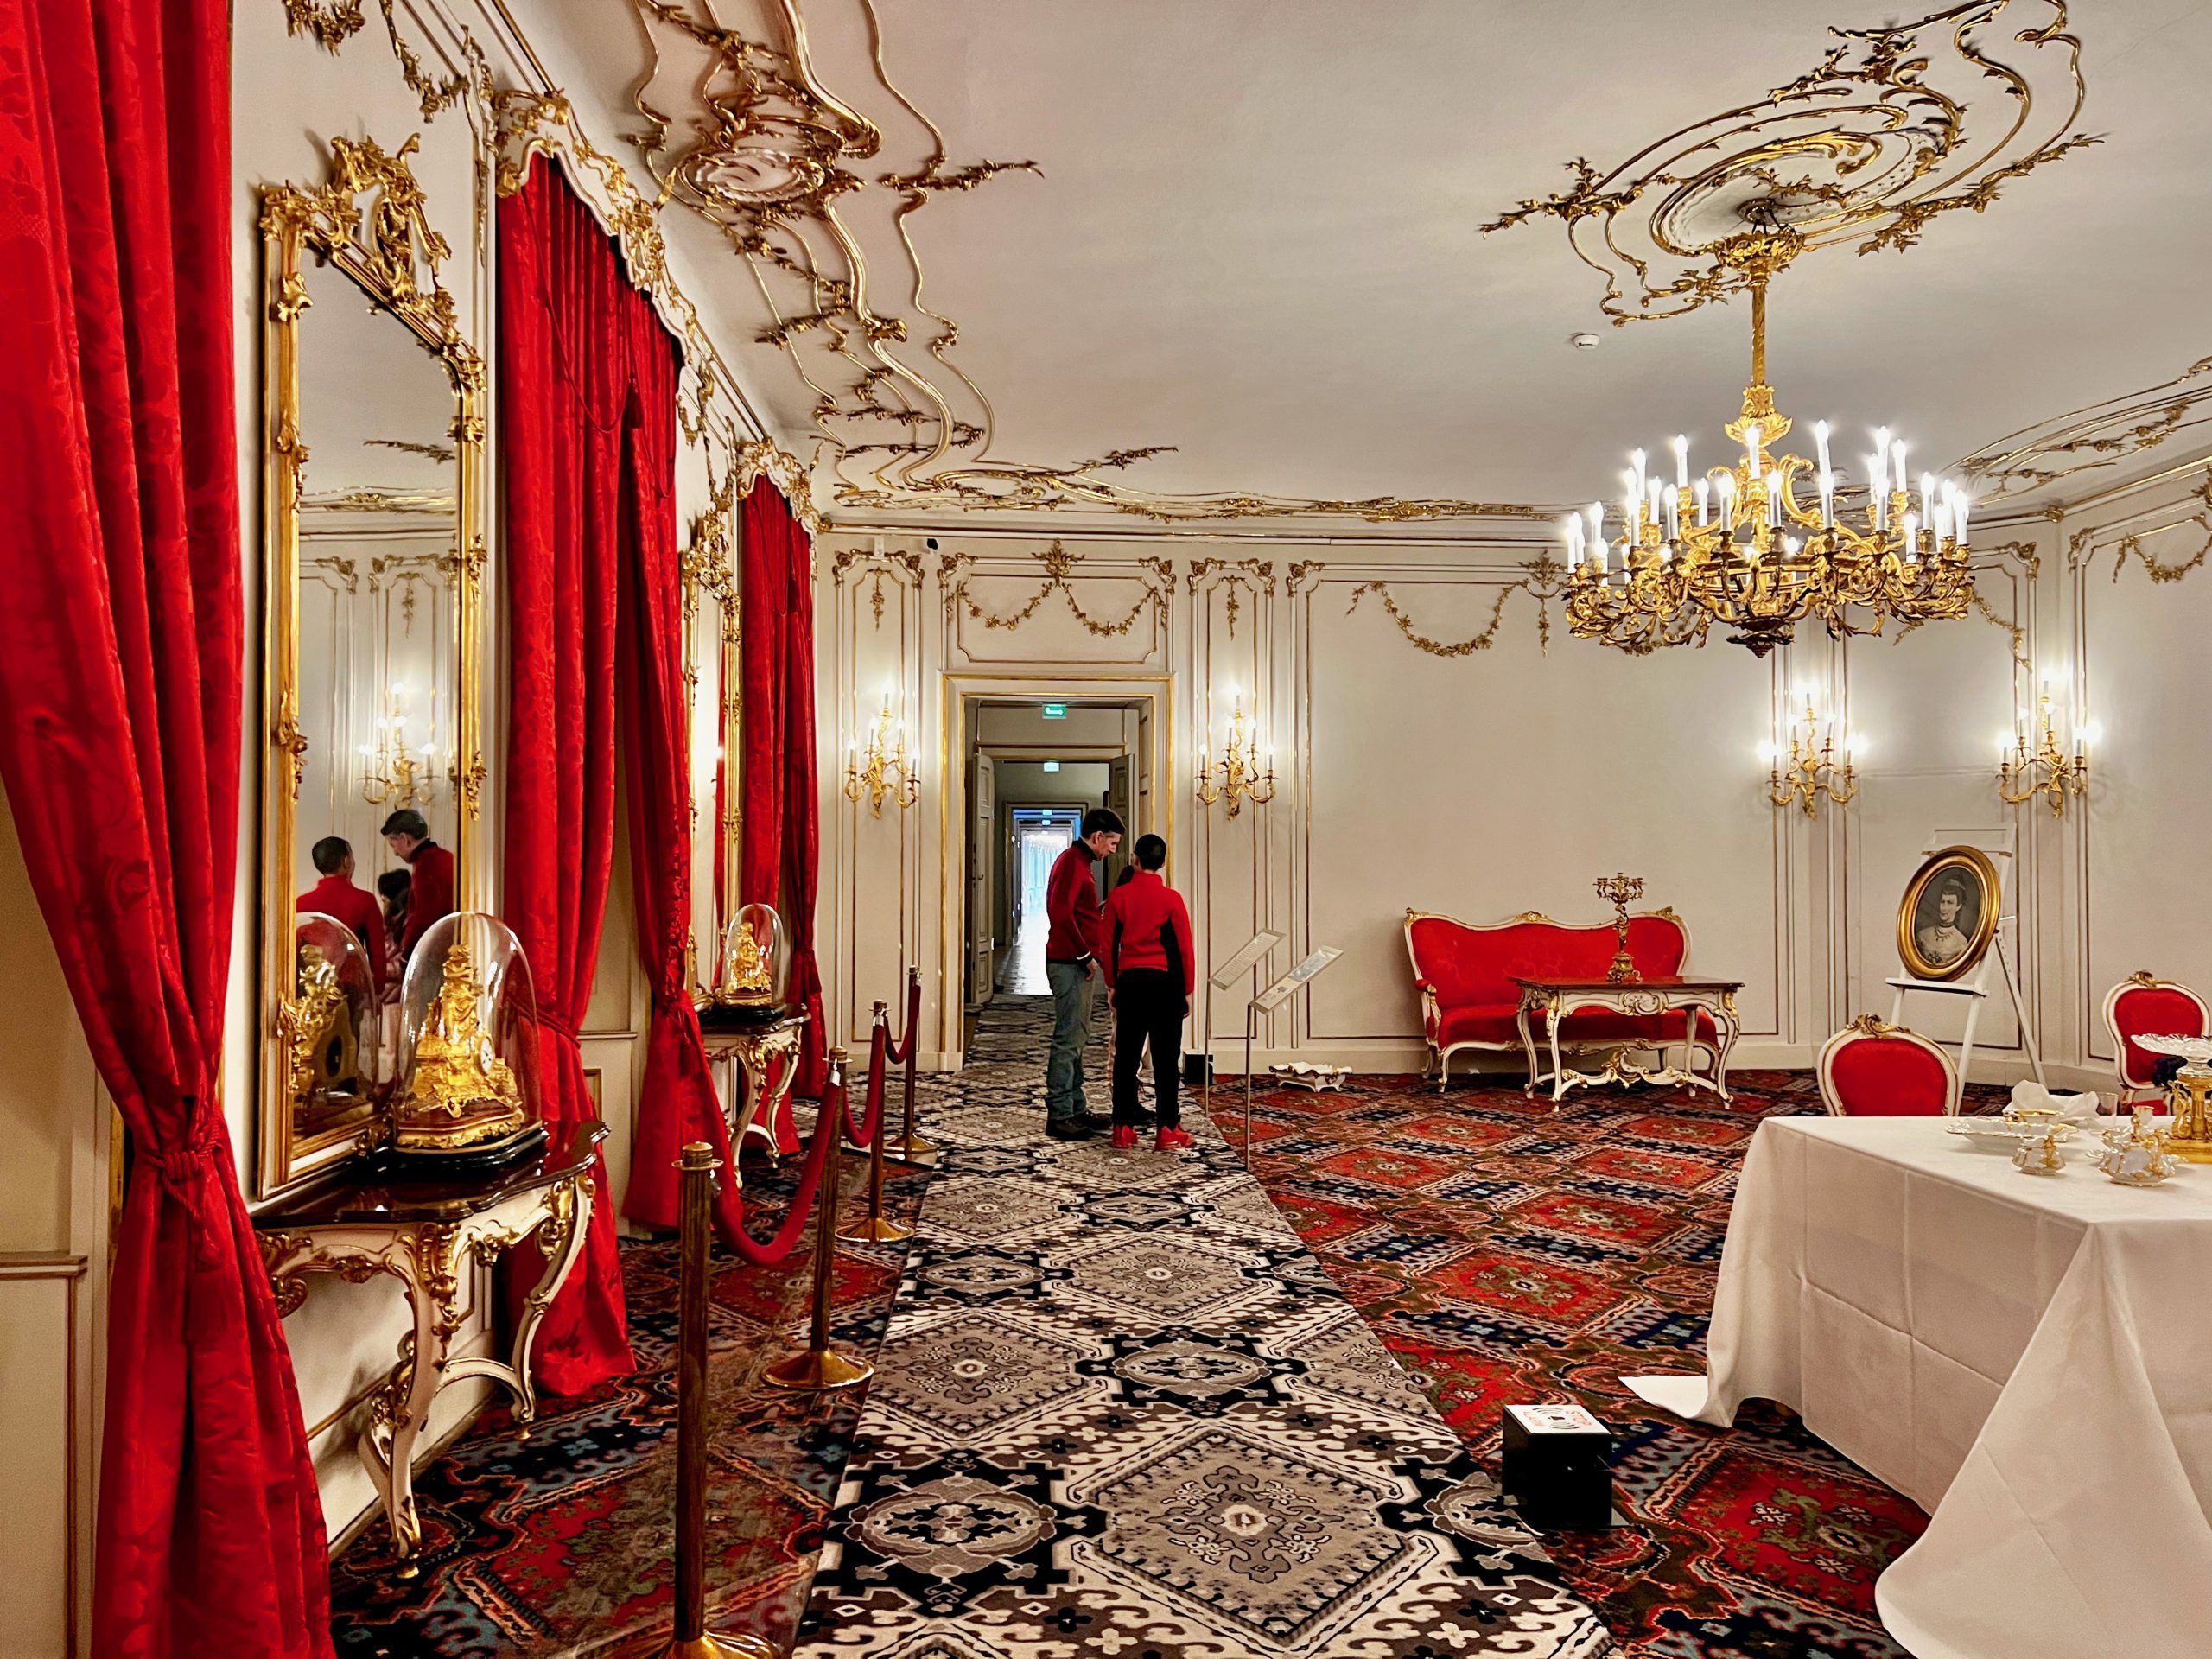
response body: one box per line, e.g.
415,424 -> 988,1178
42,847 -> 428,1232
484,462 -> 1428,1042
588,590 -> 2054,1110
1041,703 -> 1068,719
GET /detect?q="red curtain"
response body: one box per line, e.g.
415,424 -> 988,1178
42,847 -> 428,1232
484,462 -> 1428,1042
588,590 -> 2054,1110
740,479 -> 827,1094
496,165 -> 652,1392
0,0 -> 331,1653
613,339 -> 739,1239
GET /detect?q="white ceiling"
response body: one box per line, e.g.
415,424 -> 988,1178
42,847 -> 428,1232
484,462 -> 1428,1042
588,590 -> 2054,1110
555,0 -> 2212,527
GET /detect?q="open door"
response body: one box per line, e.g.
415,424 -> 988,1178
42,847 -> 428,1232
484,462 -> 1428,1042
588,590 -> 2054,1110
1106,752 -> 1135,886
968,749 -> 995,1008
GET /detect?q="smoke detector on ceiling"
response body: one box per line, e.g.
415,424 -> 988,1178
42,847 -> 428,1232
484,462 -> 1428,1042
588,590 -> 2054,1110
1568,332 -> 1601,351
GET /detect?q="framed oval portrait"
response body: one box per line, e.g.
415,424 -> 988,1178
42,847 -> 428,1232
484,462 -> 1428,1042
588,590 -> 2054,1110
1897,847 -> 2001,982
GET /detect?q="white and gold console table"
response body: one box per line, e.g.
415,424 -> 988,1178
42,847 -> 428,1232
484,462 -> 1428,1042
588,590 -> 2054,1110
1511,974 -> 1741,1107
255,1122 -> 603,1575
697,1007 -> 808,1169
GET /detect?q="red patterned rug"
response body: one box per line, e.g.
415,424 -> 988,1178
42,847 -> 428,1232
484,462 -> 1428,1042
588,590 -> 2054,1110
1242,1068 -> 2002,1659
327,1137 -> 930,1658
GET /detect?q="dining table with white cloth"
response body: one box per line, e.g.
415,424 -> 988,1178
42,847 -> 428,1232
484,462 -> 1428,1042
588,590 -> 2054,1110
1626,1114 -> 2212,1659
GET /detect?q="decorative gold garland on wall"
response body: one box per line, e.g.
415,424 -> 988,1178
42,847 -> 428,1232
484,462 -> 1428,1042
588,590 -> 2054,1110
1343,556 -> 1567,657
283,0 -> 482,119
937,542 -> 1172,637
1186,558 -> 1277,639
2068,470 -> 2212,583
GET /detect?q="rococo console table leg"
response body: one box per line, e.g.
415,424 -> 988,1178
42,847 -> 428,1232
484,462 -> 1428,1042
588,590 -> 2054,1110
365,1225 -> 462,1579
1516,989 -> 1544,1098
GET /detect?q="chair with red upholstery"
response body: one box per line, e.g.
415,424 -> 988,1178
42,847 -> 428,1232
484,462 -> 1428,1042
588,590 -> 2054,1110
1404,906 -> 1719,1091
2101,971 -> 2211,1110
1816,1016 -> 1961,1117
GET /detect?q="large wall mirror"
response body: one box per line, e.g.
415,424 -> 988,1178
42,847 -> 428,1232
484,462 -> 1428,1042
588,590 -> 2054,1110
257,134 -> 486,1198
683,471 -> 743,992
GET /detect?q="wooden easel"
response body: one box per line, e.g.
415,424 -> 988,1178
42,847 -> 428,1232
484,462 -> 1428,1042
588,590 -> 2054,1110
1885,825 -> 2045,1085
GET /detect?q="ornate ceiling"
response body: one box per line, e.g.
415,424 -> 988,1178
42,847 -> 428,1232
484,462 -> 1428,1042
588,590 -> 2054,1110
533,0 -> 2212,531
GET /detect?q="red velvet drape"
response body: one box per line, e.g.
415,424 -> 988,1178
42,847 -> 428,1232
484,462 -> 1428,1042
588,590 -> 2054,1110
0,0 -> 331,1652
496,165 -> 653,1392
740,479 -> 827,1095
614,340 -> 739,1239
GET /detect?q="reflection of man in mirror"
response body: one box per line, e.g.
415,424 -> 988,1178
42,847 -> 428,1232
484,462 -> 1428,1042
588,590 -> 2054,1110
297,836 -> 387,995
383,808 -> 454,962
1916,878 -> 1974,969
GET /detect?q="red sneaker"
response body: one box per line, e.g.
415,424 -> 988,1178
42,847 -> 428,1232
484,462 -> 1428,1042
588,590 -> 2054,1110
1155,1127 -> 1195,1152
1110,1124 -> 1140,1149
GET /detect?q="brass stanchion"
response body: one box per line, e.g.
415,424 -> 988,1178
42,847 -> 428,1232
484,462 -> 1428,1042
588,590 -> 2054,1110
658,1143 -> 775,1659
884,965 -> 938,1167
766,1049 -> 875,1392
840,1006 -> 912,1245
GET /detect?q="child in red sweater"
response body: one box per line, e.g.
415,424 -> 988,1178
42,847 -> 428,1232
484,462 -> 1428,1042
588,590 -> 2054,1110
1103,834 -> 1197,1151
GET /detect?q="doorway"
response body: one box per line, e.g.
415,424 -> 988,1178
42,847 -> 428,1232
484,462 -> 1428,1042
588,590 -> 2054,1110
957,691 -> 1160,1020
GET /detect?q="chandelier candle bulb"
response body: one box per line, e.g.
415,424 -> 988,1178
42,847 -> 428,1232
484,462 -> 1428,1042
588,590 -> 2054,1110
1813,420 -> 1831,474
1673,435 -> 1688,488
1694,478 -> 1709,525
1664,484 -> 1681,540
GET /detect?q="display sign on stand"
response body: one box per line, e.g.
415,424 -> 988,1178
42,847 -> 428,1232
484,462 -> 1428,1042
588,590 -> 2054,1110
1240,947 -> 1343,1166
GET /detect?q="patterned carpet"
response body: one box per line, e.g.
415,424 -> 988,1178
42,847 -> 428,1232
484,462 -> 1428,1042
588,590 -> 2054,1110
1243,1065 -> 2001,1659
793,996 -> 1611,1658
327,1135 -> 930,1658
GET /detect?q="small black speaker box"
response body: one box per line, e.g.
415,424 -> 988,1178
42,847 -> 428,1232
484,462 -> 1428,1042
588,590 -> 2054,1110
1501,1403 -> 1614,1531
1181,1052 -> 1215,1086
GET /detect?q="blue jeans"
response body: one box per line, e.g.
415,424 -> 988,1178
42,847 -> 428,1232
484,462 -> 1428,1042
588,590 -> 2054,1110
1045,958 -> 1095,1122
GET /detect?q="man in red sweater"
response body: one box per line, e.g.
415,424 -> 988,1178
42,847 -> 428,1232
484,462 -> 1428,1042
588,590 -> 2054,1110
1103,833 -> 1196,1151
1042,806 -> 1122,1140
296,836 -> 389,996
383,808 -> 455,963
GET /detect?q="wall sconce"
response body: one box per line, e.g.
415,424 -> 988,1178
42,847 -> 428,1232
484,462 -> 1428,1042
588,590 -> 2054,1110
843,690 -> 918,817
1998,686 -> 2090,817
358,683 -> 444,807
1764,700 -> 1859,817
1195,686 -> 1275,818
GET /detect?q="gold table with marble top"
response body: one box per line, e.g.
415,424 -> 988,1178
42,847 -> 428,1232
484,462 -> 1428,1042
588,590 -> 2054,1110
254,1122 -> 603,1575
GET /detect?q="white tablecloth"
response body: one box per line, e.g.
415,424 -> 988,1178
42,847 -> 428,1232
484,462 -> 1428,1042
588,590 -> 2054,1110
1627,1116 -> 2212,1659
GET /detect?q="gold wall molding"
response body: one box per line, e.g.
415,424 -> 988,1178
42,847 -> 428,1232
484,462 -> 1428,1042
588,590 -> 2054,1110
1186,558 -> 1276,639
2068,470 -> 2212,584
1343,556 -> 1567,658
1479,2 -> 2094,325
938,541 -> 1172,637
1887,543 -> 2037,668
830,544 -> 925,629
1961,355 -> 2212,504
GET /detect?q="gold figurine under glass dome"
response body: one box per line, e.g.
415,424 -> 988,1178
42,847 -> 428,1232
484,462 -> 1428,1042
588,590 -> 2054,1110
385,912 -> 547,1173
704,902 -> 791,1021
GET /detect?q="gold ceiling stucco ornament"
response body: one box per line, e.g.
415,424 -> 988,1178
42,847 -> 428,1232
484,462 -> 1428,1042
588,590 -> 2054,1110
1960,356 -> 2212,504
1480,1 -> 2094,326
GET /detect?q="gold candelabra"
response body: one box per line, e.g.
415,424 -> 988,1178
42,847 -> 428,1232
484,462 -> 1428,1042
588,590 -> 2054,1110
359,688 -> 442,807
1997,691 -> 2088,817
1595,873 -> 1644,983
1769,701 -> 1859,817
842,693 -> 918,817
1194,690 -> 1275,818
1561,229 -> 1974,658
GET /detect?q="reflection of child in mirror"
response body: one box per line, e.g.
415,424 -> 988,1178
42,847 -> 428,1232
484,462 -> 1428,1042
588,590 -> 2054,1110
378,868 -> 411,999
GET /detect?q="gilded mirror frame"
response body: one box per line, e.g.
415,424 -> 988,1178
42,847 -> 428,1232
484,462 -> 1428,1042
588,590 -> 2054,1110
257,133 -> 487,1199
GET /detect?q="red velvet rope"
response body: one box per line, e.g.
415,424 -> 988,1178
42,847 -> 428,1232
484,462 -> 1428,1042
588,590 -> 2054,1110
840,1023 -> 888,1145
884,972 -> 921,1064
721,1064 -> 849,1267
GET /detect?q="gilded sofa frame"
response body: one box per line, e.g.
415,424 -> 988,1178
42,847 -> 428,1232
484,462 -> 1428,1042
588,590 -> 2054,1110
1402,906 -> 1707,1090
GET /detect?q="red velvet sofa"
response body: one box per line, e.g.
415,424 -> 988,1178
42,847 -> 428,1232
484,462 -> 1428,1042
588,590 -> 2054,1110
1404,906 -> 1719,1090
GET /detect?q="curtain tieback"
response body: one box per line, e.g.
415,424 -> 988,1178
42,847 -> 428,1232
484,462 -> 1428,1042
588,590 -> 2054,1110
538,1009 -> 584,1046
154,1128 -> 224,1205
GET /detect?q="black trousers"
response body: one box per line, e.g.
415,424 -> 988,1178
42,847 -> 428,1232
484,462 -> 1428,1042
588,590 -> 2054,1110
1111,969 -> 1185,1128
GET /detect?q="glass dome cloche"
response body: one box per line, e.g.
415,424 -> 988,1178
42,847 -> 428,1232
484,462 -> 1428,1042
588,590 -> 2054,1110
289,911 -> 380,1136
386,912 -> 548,1174
706,902 -> 791,1018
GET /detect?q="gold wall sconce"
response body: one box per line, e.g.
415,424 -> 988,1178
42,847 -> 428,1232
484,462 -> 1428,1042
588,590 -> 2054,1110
1195,687 -> 1275,818
358,684 -> 448,808
1998,689 -> 2090,817
843,690 -> 918,817
1764,700 -> 1859,817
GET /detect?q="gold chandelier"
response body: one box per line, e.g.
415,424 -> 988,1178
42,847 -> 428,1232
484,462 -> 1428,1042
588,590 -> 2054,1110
1561,231 -> 1975,658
